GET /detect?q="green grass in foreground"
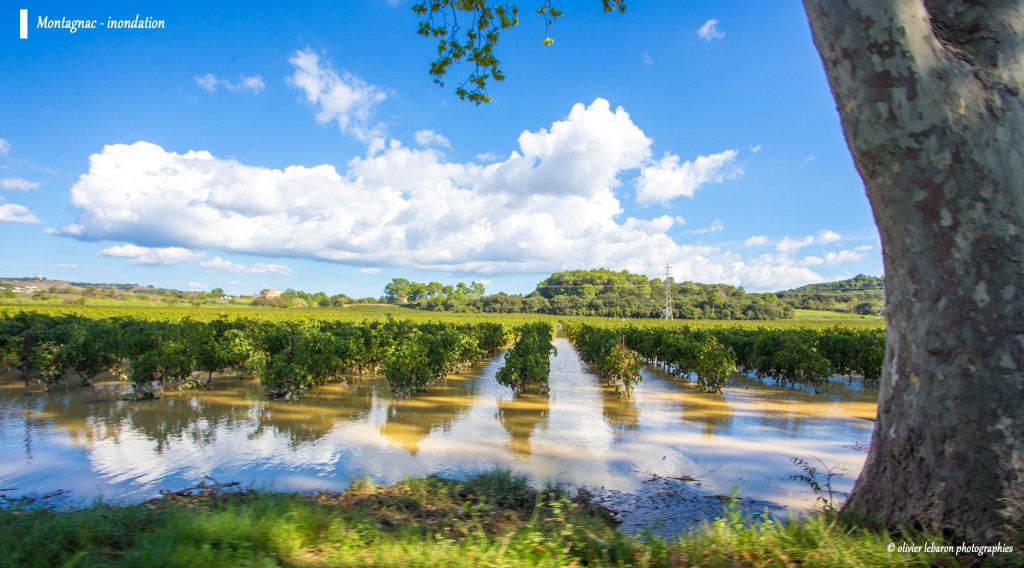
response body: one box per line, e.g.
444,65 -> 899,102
0,470 -> 986,567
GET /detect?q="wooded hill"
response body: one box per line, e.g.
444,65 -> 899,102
775,274 -> 885,315
3,271 -> 885,319
388,268 -> 794,320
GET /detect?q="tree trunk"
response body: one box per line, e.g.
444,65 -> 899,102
804,0 -> 1024,542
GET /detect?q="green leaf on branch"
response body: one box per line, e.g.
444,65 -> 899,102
412,1 -> 625,103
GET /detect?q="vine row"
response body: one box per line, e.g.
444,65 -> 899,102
0,312 -> 512,399
495,322 -> 557,396
564,321 -> 885,393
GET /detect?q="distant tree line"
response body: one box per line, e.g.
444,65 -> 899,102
252,289 -> 382,309
0,278 -> 386,308
4,272 -> 884,317
382,279 -> 487,310
385,269 -> 795,320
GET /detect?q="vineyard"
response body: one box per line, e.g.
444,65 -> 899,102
564,320 -> 885,393
0,303 -> 886,328
1,308 -> 885,399
495,322 -> 557,395
0,312 -> 514,399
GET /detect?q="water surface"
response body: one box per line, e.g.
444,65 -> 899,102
0,338 -> 876,510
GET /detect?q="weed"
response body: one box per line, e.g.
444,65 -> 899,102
790,455 -> 847,516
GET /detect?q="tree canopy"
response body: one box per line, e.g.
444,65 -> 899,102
384,269 -> 794,319
413,0 -> 626,103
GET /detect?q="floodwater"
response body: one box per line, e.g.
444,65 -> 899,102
0,338 -> 877,511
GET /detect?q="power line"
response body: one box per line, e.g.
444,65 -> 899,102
535,284 -> 657,289
663,262 -> 673,320
533,284 -> 884,294
776,289 -> 884,296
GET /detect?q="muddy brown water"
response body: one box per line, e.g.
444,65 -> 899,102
0,338 -> 876,511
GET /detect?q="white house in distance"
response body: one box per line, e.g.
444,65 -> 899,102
260,289 -> 283,298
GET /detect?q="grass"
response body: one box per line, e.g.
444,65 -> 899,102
0,471 -> 632,567
670,504 -> 964,567
0,470 -> 994,567
1,302 -> 886,330
793,308 -> 882,321
0,302 -> 556,325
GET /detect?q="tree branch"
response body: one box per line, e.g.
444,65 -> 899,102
412,1 -> 625,104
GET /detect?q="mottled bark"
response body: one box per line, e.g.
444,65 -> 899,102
804,0 -> 1024,541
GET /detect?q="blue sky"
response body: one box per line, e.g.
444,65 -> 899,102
1,1 -> 881,298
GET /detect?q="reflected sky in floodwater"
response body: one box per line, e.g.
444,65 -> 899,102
0,338 -> 876,510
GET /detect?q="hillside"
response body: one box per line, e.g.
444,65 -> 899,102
387,269 -> 793,320
3,272 -> 886,319
0,277 -> 375,308
776,274 -> 885,315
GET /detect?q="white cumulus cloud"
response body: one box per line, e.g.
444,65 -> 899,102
238,75 -> 265,92
358,268 -> 381,274
636,149 -> 741,203
194,73 -> 265,94
59,98 -> 839,291
698,19 -> 725,41
0,203 -> 41,223
288,48 -> 388,141
0,139 -> 10,156
100,244 -> 204,265
777,230 -> 845,253
480,98 -> 652,199
0,177 -> 40,191
776,235 -> 816,253
200,257 -> 292,275
194,73 -> 218,92
824,249 -> 867,266
689,218 -> 724,235
621,215 -> 678,235
817,229 -> 842,243
744,235 -> 769,246
414,129 -> 451,149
